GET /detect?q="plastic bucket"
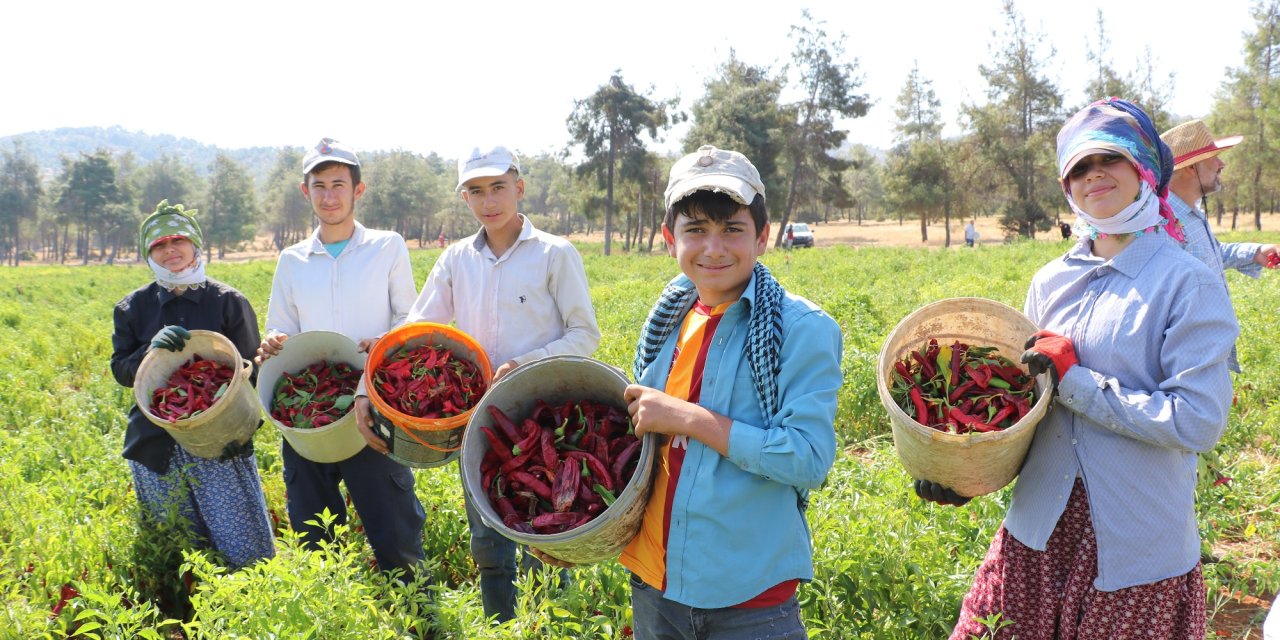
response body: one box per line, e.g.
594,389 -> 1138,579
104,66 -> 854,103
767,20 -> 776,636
134,330 -> 259,459
876,297 -> 1053,498
257,331 -> 367,464
365,322 -> 492,469
460,355 -> 657,566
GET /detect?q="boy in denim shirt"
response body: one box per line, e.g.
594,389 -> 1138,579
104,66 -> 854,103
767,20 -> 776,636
619,145 -> 842,638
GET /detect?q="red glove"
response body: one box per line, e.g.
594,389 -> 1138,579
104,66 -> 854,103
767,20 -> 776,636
1021,330 -> 1078,386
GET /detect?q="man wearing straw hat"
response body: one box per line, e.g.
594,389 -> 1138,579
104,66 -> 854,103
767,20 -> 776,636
257,138 -> 427,578
110,200 -> 275,569
1161,120 -> 1279,371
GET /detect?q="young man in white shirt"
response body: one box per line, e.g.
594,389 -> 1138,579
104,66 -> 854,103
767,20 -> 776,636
373,145 -> 599,622
257,138 -> 426,577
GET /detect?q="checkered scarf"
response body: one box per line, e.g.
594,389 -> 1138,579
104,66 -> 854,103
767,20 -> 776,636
633,262 -> 785,419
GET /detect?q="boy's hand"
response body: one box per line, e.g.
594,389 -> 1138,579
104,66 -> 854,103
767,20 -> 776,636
528,547 -> 575,569
623,384 -> 731,456
493,359 -> 518,382
354,396 -> 390,455
256,331 -> 288,364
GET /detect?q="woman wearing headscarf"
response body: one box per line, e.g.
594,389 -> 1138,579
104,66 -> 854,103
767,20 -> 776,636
916,99 -> 1239,639
109,200 -> 274,568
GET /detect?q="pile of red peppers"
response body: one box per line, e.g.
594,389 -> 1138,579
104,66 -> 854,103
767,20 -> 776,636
372,344 -> 487,419
149,356 -> 234,423
889,338 -> 1037,434
480,400 -> 641,535
270,360 -> 362,429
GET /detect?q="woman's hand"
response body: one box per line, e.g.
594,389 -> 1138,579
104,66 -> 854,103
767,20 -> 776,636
1021,330 -> 1078,387
912,479 -> 971,507
150,325 -> 190,352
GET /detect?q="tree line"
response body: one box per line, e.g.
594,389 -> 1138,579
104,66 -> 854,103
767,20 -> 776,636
2,2 -> 1279,266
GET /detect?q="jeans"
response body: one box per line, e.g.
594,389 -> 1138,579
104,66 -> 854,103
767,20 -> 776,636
463,464 -> 569,623
630,572 -> 807,640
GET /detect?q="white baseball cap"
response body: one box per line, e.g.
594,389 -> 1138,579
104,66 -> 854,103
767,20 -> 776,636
456,145 -> 521,191
302,137 -> 360,175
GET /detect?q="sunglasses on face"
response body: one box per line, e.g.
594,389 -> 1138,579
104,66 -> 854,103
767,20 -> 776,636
1066,153 -> 1127,180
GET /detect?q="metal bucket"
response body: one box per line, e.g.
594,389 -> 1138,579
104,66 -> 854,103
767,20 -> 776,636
460,355 -> 657,565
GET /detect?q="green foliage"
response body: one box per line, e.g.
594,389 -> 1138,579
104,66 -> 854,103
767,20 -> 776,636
962,0 -> 1063,239
567,71 -> 680,256
203,154 -> 258,259
685,53 -> 790,200
0,237 -> 1276,638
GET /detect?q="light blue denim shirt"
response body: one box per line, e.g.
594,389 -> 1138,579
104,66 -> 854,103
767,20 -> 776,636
1169,193 -> 1258,372
635,270 -> 842,609
1007,232 -> 1238,592
1169,193 -> 1263,278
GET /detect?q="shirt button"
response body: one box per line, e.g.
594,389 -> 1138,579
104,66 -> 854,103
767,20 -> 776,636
1071,439 -> 1078,445
1066,398 -> 1073,404
1063,475 -> 1070,481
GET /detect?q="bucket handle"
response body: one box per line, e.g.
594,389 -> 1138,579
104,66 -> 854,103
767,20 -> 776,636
371,409 -> 463,453
394,419 -> 463,453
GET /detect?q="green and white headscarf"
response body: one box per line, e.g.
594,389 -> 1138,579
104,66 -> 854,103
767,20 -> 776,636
139,200 -> 207,291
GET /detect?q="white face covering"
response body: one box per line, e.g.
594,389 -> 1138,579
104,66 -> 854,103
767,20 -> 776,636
1067,181 -> 1164,239
148,253 -> 207,291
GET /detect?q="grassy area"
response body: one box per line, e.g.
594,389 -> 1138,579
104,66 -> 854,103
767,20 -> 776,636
0,233 -> 1276,638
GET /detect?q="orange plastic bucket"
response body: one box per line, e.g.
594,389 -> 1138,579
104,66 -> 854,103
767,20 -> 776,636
364,322 -> 492,469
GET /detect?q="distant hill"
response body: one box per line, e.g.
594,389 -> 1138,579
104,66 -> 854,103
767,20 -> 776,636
0,126 -> 290,187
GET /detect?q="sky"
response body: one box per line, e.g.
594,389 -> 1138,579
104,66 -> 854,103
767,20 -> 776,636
2,0 -> 1259,161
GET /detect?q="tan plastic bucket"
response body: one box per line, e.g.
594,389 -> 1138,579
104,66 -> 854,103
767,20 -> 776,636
134,330 -> 259,459
876,297 -> 1053,498
257,331 -> 367,464
460,355 -> 657,566
365,322 -> 492,469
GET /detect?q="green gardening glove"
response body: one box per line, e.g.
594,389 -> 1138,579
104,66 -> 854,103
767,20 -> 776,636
150,325 -> 191,352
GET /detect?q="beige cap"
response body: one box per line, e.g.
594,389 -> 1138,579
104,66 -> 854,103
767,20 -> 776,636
665,145 -> 765,209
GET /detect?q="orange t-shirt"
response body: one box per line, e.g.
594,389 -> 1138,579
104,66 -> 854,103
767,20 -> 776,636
620,300 -> 797,608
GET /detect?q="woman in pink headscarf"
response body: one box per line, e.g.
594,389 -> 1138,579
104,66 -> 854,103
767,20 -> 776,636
918,98 -> 1238,639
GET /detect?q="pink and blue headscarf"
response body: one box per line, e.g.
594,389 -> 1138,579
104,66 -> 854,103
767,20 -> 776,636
1056,97 -> 1184,242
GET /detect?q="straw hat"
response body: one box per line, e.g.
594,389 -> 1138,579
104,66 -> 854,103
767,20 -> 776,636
1161,120 -> 1243,171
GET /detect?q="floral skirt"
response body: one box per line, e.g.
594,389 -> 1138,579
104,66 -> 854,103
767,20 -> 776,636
129,444 -> 275,568
950,479 -> 1205,640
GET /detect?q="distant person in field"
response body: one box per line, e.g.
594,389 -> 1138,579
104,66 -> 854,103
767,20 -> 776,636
396,144 -> 600,623
256,138 -> 427,579
964,219 -> 977,247
1058,220 -> 1072,239
535,145 -> 842,639
1160,119 -> 1279,374
110,200 -> 275,568
916,99 -> 1237,640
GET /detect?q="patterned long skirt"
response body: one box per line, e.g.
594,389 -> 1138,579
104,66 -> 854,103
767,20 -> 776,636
129,444 -> 275,568
950,480 -> 1205,640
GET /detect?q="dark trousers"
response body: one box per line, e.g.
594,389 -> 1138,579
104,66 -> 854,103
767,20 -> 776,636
282,441 -> 426,575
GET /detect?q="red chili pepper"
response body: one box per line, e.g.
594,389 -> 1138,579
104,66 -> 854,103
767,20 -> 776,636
909,386 -> 929,423
481,427 -> 514,462
508,470 -> 552,501
609,440 -> 641,487
488,406 -> 523,444
539,426 -> 560,471
551,459 -> 580,512
948,407 -> 1001,433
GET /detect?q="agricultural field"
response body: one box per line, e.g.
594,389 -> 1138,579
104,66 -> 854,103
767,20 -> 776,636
0,236 -> 1276,639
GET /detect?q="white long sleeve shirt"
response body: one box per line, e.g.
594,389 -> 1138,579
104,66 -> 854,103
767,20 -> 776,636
265,221 -> 418,343
408,215 -> 600,366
